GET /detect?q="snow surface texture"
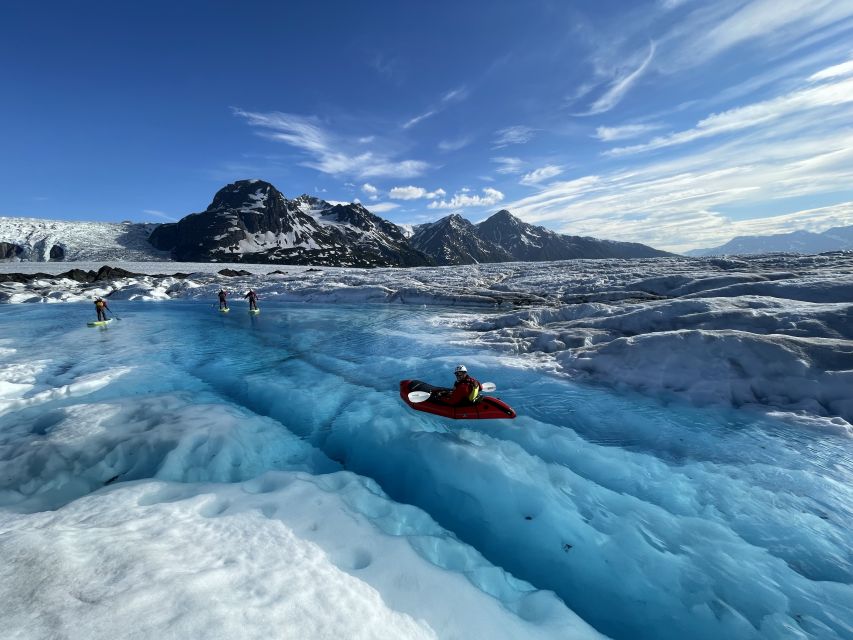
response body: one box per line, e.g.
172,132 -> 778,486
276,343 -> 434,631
0,303 -> 850,640
2,252 -> 852,427
0,216 -> 169,262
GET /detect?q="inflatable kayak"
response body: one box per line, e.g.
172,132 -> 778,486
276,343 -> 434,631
400,380 -> 516,420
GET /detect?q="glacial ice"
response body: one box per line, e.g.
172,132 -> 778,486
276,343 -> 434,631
0,299 -> 851,640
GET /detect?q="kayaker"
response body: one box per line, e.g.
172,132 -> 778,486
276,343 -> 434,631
93,296 -> 110,322
244,289 -> 259,310
218,289 -> 229,310
433,364 -> 481,406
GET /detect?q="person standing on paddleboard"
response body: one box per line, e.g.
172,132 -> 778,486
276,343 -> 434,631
244,289 -> 259,311
94,296 -> 110,322
218,289 -> 229,310
433,364 -> 481,406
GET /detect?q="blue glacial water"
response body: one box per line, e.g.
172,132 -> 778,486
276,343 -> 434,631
0,301 -> 851,640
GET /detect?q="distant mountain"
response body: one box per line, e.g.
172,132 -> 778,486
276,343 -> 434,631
476,209 -> 671,261
687,225 -> 853,256
0,216 -> 166,262
149,180 -> 432,267
409,210 -> 671,265
410,214 -> 514,265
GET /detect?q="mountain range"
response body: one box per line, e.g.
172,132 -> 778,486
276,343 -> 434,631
149,180 -> 671,265
2,179 -> 672,266
688,226 -> 853,256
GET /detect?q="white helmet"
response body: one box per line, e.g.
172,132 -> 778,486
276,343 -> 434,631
454,364 -> 467,373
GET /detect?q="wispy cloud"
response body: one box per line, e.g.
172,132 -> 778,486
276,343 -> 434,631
809,57 -> 853,82
578,41 -> 656,116
428,187 -> 504,210
492,156 -> 525,174
389,186 -> 446,200
505,121 -> 853,252
607,73 -> 853,156
595,123 -> 663,141
143,209 -> 178,222
438,136 -> 472,152
402,85 -> 471,129
402,109 -> 438,129
493,125 -> 535,147
687,0 -> 853,64
234,108 -> 429,179
442,86 -> 469,102
520,165 -> 563,186
658,0 -> 853,71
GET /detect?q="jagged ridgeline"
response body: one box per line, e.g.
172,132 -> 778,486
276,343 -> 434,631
149,179 -> 671,266
149,180 -> 431,267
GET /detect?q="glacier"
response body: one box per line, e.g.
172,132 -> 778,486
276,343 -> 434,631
1,254 -> 852,639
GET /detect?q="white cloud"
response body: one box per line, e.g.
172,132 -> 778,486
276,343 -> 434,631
402,109 -> 438,129
492,157 -> 525,174
579,41 -> 656,116
365,202 -> 400,213
520,165 -> 564,186
234,109 -> 429,179
361,183 -> 379,200
595,123 -> 663,141
493,126 -> 535,147
358,136 -> 376,144
389,186 -> 446,200
607,74 -> 853,156
809,58 -> 853,82
505,121 -> 853,252
438,136 -> 472,152
428,187 -> 505,209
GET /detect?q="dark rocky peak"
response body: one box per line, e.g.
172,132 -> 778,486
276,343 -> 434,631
207,180 -> 285,212
477,209 -> 526,234
434,213 -> 474,230
323,202 -> 408,240
486,209 -> 520,224
410,213 -> 513,265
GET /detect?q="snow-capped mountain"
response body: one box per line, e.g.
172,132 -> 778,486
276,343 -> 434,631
476,209 -> 672,261
0,217 -> 167,262
410,214 -> 514,265
410,210 -> 670,265
687,225 -> 853,256
149,180 -> 431,267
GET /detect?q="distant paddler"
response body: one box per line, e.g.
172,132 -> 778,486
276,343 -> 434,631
93,296 -> 111,322
218,289 -> 229,311
244,288 -> 259,312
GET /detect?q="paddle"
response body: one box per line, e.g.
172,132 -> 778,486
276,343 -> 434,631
408,382 -> 497,403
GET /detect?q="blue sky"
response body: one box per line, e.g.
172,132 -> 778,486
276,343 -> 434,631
2,0 -> 853,252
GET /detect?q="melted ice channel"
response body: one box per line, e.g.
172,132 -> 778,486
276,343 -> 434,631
0,301 -> 850,640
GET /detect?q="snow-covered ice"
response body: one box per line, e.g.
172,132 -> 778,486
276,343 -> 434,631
0,216 -> 168,262
0,299 -> 851,640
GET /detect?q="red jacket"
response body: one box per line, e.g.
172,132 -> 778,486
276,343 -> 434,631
445,375 -> 481,406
